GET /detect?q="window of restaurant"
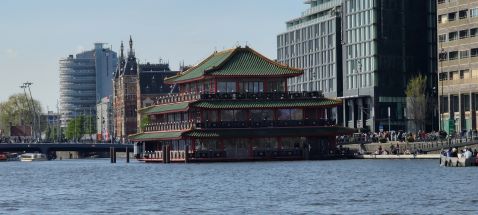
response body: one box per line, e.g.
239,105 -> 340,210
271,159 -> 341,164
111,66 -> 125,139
277,109 -> 303,120
239,81 -> 264,93
267,80 -> 286,92
217,81 -> 236,92
250,109 -> 274,121
220,110 -> 234,121
204,110 -> 218,122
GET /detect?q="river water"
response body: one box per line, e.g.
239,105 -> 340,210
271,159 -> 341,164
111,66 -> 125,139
1,159 -> 477,214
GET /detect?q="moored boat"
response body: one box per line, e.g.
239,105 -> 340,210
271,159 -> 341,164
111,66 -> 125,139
440,155 -> 477,167
0,153 -> 7,161
20,153 -> 48,162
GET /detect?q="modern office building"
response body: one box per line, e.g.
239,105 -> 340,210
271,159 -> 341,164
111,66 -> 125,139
59,44 -> 118,127
437,0 -> 478,134
278,0 -> 437,132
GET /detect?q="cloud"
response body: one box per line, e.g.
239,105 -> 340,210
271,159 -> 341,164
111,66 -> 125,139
5,48 -> 17,58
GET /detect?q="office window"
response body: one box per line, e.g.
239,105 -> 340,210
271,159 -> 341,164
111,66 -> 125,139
448,12 -> 457,21
459,10 -> 468,19
460,30 -> 469,39
448,32 -> 458,41
449,51 -> 458,60
460,50 -> 469,59
460,69 -> 470,80
439,34 -> 446,42
471,28 -> 478,37
472,48 -> 478,57
471,8 -> 478,17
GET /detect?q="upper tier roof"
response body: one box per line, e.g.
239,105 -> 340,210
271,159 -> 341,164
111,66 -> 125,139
164,46 -> 303,84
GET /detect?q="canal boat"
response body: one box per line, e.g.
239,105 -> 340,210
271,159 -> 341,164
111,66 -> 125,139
20,153 -> 48,162
0,153 -> 7,161
440,155 -> 476,167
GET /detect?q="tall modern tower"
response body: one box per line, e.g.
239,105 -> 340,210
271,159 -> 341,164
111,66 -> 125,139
278,0 -> 437,132
437,1 -> 478,134
59,44 -> 118,127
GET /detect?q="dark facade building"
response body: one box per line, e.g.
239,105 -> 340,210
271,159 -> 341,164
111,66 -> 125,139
278,0 -> 437,132
130,46 -> 354,163
113,37 -> 138,143
113,37 -> 179,143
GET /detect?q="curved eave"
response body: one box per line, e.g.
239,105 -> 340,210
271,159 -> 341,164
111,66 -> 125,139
140,102 -> 192,115
129,131 -> 186,141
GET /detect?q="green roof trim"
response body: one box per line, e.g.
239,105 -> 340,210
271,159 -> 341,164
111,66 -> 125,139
185,127 -> 355,138
129,131 -> 183,141
141,102 -> 190,115
208,48 -> 302,77
165,46 -> 302,84
192,99 -> 341,109
165,49 -> 235,83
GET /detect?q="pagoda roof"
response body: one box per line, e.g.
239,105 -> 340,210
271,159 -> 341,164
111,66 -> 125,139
140,98 -> 341,115
164,46 -> 302,84
129,126 -> 355,141
141,102 -> 190,115
129,131 -> 183,141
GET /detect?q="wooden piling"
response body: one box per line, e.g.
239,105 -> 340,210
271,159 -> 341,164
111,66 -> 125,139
113,147 -> 116,163
126,146 -> 130,163
110,147 -> 113,163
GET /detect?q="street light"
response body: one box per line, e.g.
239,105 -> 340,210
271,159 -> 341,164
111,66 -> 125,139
439,48 -> 447,132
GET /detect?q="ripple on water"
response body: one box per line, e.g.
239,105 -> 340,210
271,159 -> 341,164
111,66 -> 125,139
2,159 -> 478,214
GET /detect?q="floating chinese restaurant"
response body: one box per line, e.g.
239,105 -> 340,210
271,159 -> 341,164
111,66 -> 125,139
129,46 -> 354,162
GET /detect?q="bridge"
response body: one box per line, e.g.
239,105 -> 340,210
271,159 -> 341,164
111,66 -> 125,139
0,143 -> 133,155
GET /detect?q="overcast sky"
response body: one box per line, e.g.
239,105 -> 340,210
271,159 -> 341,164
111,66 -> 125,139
0,0 -> 306,111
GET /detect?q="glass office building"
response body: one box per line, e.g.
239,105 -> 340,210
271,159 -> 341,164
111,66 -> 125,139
279,0 -> 436,132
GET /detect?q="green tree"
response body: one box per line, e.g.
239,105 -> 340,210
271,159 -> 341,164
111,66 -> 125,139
405,74 -> 427,132
64,115 -> 96,142
0,93 -> 42,136
140,115 -> 150,132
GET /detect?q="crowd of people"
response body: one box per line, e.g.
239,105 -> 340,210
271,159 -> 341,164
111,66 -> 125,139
338,129 -> 478,145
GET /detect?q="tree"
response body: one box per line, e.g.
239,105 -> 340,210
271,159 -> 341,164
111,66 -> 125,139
64,115 -> 96,142
0,93 -> 42,136
405,74 -> 427,132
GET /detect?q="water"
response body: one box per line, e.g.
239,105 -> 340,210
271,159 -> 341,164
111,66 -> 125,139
1,159 -> 478,214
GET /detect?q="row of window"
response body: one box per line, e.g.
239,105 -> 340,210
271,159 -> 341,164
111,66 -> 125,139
346,0 -> 374,14
288,79 -> 335,93
439,94 -> 478,113
438,8 -> 478,24
438,28 -> 478,43
278,21 -> 335,46
439,69 -> 474,81
278,35 -> 335,59
439,48 -> 478,61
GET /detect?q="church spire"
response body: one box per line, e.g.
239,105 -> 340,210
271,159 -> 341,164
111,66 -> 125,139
120,41 -> 124,59
129,35 -> 133,50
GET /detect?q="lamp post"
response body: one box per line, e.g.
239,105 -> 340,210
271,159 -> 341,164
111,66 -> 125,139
439,48 -> 447,132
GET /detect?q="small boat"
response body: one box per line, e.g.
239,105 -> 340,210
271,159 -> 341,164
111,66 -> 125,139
440,155 -> 476,167
20,153 -> 48,162
0,153 -> 7,161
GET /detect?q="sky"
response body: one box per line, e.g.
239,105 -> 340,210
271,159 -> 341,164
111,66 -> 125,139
0,0 -> 306,112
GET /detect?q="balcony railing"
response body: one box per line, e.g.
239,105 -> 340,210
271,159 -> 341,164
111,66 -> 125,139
153,91 -> 324,105
143,120 -> 195,132
195,119 -> 335,129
